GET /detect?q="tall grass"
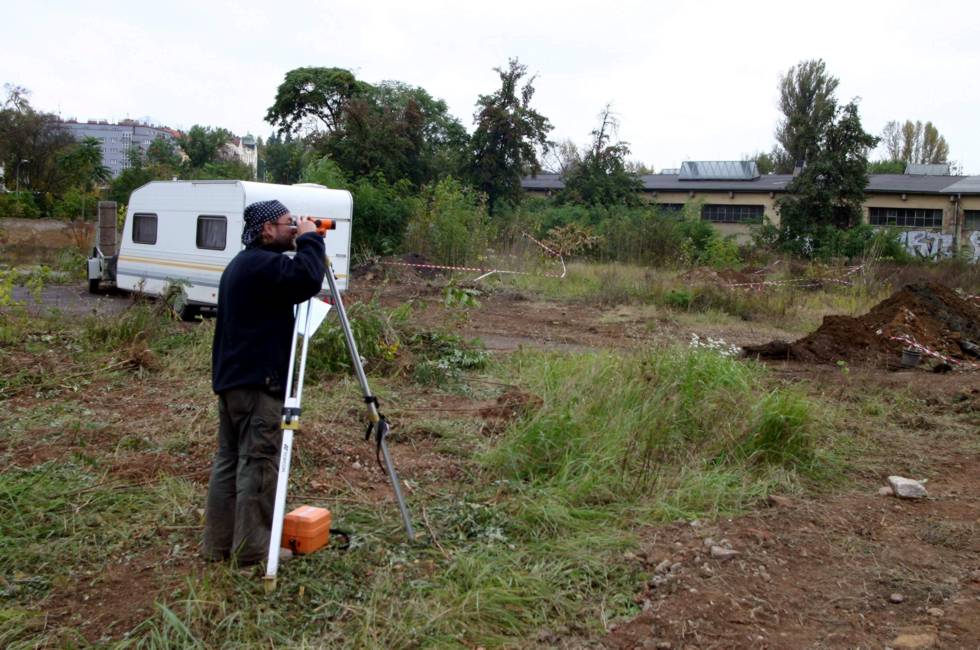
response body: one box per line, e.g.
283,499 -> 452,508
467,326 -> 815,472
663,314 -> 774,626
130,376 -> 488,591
485,348 -> 832,513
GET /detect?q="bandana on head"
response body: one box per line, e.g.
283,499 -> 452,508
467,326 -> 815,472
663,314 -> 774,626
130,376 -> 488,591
242,200 -> 290,248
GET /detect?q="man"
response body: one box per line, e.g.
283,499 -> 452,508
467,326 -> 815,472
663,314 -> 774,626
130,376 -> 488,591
203,199 -> 326,566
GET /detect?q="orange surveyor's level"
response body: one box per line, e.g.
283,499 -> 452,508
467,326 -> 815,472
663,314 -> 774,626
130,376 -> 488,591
313,218 -> 337,236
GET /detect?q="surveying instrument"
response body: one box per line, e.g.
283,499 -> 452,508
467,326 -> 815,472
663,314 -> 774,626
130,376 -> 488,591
265,219 -> 415,587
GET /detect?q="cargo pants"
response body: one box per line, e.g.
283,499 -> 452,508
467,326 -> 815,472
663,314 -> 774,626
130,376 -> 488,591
202,388 -> 283,565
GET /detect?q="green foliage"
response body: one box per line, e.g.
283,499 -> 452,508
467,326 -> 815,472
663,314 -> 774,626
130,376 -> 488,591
404,177 -> 491,266
50,186 -> 101,220
81,301 -> 171,351
485,348 -> 826,505
300,156 -> 350,189
0,85 -> 77,199
810,223 -> 910,261
0,191 -> 41,218
469,58 -> 553,212
867,159 -> 905,174
323,81 -> 470,188
261,133 -> 312,184
178,125 -> 232,169
775,102 -> 879,255
57,137 -> 110,192
774,59 -> 840,173
558,106 -> 643,207
266,67 -> 364,137
306,299 -> 409,379
410,331 -> 489,387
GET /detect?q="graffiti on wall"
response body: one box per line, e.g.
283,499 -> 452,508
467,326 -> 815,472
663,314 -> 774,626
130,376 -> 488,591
898,230 -> 980,262
899,231 -> 954,258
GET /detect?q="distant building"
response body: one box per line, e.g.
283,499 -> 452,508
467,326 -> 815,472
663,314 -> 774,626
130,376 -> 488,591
59,119 -> 179,177
523,161 -> 980,260
221,134 -> 258,178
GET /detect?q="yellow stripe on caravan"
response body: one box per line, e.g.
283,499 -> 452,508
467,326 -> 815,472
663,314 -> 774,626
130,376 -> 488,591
118,255 -> 227,273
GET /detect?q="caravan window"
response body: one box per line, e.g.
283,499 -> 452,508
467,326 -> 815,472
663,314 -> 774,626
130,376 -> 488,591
132,213 -> 158,244
196,215 -> 227,250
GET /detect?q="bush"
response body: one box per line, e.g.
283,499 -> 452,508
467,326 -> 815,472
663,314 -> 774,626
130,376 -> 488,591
0,192 -> 41,219
404,178 -> 491,266
485,348 -> 825,505
306,299 -> 408,380
50,188 -> 101,220
410,331 -> 489,387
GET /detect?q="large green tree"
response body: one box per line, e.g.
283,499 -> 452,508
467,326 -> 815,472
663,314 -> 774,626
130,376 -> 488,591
776,101 -> 878,253
773,59 -> 839,173
266,67 -> 365,138
880,120 -> 950,166
324,81 -> 469,187
468,58 -> 553,212
178,125 -> 232,169
0,84 -> 76,197
559,105 -> 642,206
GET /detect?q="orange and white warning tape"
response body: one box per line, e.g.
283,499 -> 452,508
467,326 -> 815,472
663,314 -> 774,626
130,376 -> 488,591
723,265 -> 864,290
382,232 -> 566,280
877,331 -> 979,370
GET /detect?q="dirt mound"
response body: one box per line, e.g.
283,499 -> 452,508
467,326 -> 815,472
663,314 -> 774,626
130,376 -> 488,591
745,283 -> 980,367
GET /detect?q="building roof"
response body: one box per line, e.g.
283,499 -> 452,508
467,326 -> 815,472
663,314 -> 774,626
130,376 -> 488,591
939,176 -> 980,195
522,172 -> 970,195
866,174 -> 965,195
679,160 -> 759,180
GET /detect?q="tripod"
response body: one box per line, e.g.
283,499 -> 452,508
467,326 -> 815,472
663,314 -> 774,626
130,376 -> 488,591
265,257 -> 415,587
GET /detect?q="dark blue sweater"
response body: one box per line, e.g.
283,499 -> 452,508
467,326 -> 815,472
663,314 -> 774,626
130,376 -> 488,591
211,232 -> 326,396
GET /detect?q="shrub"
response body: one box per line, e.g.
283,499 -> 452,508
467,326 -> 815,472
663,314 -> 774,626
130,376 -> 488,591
0,192 -> 41,219
485,348 -> 824,505
404,178 -> 490,266
306,299 -> 409,380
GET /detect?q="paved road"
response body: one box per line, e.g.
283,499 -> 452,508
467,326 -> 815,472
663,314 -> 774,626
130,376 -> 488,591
9,283 -> 134,317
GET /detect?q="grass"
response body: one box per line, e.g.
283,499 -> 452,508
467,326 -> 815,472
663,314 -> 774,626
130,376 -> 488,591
4,260 -> 974,647
484,348 -> 833,515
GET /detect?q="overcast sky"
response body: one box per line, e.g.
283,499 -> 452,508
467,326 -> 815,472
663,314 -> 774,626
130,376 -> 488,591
3,0 -> 979,173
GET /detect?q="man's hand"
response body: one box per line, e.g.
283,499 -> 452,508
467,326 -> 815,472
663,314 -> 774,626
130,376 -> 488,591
296,216 -> 317,236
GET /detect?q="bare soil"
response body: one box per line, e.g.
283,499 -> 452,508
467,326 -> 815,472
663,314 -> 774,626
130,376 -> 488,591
4,261 -> 980,647
745,283 -> 980,369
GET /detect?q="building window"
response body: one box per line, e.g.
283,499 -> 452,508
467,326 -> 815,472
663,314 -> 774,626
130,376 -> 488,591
701,204 -> 764,224
196,215 -> 227,250
868,207 -> 943,228
133,213 -> 158,244
964,210 -> 980,230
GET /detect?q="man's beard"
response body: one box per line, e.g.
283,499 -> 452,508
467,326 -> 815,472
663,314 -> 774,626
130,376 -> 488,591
264,235 -> 296,253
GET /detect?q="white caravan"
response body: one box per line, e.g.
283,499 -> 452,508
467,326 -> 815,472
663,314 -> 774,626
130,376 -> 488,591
88,180 -> 353,318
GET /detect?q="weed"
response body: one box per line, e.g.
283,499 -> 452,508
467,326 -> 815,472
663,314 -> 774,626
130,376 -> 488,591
485,348 -> 830,511
306,299 -> 410,379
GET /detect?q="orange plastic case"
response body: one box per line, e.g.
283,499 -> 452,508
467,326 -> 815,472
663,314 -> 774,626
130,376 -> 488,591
281,505 -> 331,554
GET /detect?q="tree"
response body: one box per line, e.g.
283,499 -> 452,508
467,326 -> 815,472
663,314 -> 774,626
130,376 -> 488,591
559,105 -> 643,206
775,101 -> 878,254
0,84 -> 76,197
469,58 -> 553,213
266,67 -> 365,138
773,59 -> 839,173
146,135 -> 182,169
178,125 -> 232,169
261,133 -> 311,184
880,120 -> 950,165
324,81 -> 468,187
58,137 -> 111,191
542,138 -> 581,176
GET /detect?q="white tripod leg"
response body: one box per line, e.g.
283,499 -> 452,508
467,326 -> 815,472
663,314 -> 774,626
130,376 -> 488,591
264,428 -> 293,584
